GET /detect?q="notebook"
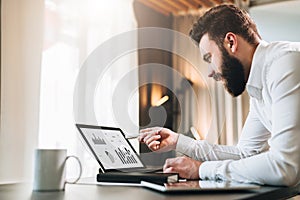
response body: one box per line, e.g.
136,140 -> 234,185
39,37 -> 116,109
141,180 -> 260,193
76,124 -> 178,183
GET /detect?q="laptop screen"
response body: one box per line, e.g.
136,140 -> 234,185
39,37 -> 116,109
76,124 -> 144,171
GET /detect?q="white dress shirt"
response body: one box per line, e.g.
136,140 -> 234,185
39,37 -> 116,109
176,40 -> 300,186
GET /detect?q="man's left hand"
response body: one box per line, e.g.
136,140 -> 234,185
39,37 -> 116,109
163,156 -> 202,179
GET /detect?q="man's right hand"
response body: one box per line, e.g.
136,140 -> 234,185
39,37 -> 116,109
138,127 -> 179,152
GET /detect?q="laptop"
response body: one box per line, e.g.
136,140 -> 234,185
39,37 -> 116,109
76,124 -> 162,173
141,180 -> 260,193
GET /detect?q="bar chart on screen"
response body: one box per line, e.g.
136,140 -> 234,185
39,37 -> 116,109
80,127 -> 144,169
115,146 -> 138,164
92,134 -> 107,145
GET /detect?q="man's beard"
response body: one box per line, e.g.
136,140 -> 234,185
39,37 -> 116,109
220,47 -> 246,97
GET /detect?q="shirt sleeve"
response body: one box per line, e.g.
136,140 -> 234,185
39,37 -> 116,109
176,96 -> 270,161
199,52 -> 300,186
176,134 -> 243,161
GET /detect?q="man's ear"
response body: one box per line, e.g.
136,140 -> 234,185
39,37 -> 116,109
224,32 -> 237,53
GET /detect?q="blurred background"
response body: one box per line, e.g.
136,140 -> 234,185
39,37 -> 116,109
1,0 -> 300,183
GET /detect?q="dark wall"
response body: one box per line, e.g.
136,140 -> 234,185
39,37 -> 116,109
133,1 -> 176,166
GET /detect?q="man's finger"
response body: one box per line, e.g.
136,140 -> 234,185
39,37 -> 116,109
138,132 -> 148,142
143,131 -> 160,142
163,167 -> 176,174
163,158 -> 175,171
145,135 -> 161,145
148,140 -> 160,151
138,130 -> 157,140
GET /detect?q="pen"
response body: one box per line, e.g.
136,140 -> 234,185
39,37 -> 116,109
125,135 -> 139,139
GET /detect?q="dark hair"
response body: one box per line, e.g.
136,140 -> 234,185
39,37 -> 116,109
189,4 -> 261,48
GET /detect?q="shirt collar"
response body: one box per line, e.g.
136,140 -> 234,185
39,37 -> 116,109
246,40 -> 269,100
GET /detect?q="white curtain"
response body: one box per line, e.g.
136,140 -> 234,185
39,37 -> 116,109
0,0 -> 44,183
172,14 -> 249,145
39,0 -> 138,178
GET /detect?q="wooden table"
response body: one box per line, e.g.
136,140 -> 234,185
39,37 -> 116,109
0,179 -> 299,200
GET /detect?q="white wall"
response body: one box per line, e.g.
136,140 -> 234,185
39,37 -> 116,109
0,0 -> 44,183
250,0 -> 300,42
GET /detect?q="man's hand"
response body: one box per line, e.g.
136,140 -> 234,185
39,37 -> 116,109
138,127 -> 179,152
163,156 -> 202,179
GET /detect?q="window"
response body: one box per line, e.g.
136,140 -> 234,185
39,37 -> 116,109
39,0 -> 137,178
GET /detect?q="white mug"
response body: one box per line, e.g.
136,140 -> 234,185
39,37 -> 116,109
33,149 -> 82,191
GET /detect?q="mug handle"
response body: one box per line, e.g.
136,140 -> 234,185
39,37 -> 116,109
65,155 -> 82,184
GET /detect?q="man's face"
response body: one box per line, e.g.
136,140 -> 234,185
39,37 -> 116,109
199,34 -> 246,97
